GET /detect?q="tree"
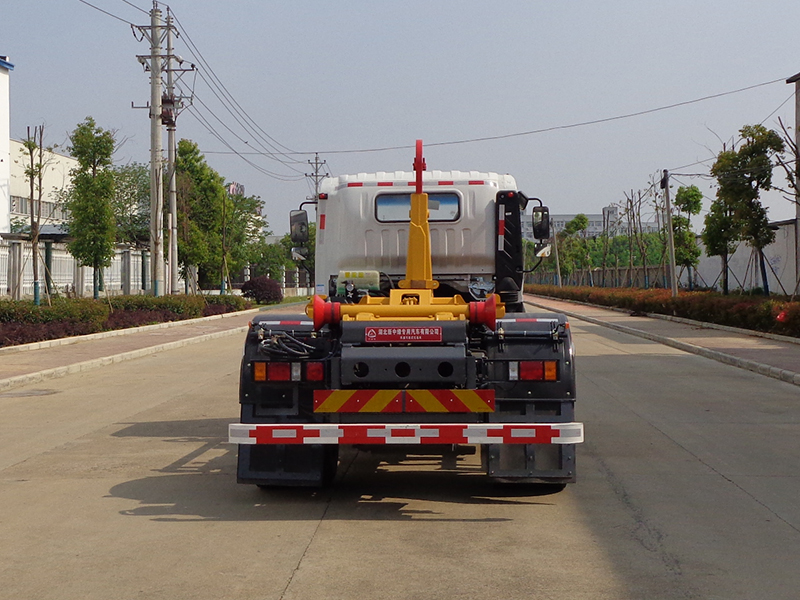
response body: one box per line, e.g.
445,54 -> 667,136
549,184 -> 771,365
672,185 -> 703,288
249,238 -> 290,280
702,200 -> 738,294
708,124 -> 784,295
559,214 -> 590,285
281,223 -> 316,282
224,191 -> 268,286
175,139 -> 227,288
19,125 -> 56,304
65,117 -> 117,300
111,162 -> 150,247
674,184 -> 703,217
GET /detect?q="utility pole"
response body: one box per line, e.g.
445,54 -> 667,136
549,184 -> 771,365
306,153 -> 329,201
162,8 -> 196,294
134,2 -> 165,296
149,3 -> 164,296
135,3 -> 194,296
165,9 -> 178,295
552,223 -> 562,287
661,170 -> 679,297
788,73 -> 800,294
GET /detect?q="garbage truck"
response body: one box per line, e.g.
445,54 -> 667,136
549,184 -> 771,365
228,141 -> 583,487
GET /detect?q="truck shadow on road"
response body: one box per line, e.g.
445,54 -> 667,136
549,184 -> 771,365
108,418 -> 564,523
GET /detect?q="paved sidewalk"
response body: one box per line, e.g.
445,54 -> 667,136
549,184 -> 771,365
523,294 -> 800,388
3,296 -> 798,392
0,302 -> 308,392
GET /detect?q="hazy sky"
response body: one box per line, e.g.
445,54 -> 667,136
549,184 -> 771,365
4,1 -> 800,234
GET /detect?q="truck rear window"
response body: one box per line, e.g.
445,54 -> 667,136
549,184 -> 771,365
375,192 -> 460,223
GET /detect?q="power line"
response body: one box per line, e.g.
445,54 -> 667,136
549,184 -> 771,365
192,70 -> 305,169
76,0 -> 135,25
297,77 -> 789,156
118,0 -> 148,14
668,92 -> 795,173
190,91 -> 307,179
169,11 -> 301,164
202,76 -> 792,158
186,105 -> 305,182
760,92 -> 795,126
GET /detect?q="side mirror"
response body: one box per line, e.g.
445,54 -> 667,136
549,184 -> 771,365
289,210 -> 309,245
531,206 -> 550,240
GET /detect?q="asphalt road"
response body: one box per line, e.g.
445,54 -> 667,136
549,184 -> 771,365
1,316 -> 798,599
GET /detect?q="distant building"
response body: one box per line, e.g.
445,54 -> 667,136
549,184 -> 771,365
227,181 -> 245,196
9,139 -> 76,230
1,55 -> 13,233
2,55 -> 77,234
522,204 -> 659,240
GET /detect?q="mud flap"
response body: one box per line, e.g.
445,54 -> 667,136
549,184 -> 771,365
237,444 -> 338,487
482,443 -> 576,483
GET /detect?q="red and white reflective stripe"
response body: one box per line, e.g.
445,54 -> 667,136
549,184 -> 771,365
229,422 -> 584,445
498,318 -> 560,324
336,180 -> 496,191
497,205 -> 505,249
256,321 -> 313,326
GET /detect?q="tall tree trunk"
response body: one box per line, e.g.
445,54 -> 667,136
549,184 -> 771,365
722,254 -> 729,295
758,248 -> 770,296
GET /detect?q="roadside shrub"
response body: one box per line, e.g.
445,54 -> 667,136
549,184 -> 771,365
525,284 -> 800,338
204,294 -> 250,312
0,294 -> 251,348
103,309 -> 182,330
0,298 -> 109,328
241,276 -> 283,304
0,321 -> 100,346
108,294 -> 207,318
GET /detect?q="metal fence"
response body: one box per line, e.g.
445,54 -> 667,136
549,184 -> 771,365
1,239 -> 148,299
1,239 -> 312,300
526,221 -> 799,294
526,265 -> 674,289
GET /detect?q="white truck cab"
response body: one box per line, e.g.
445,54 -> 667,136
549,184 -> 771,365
314,170 -> 527,304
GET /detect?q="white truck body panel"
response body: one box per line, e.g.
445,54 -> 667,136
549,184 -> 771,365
315,171 -> 517,294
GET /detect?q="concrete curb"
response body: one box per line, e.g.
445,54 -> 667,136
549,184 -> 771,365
643,312 -> 800,346
524,293 -> 800,346
0,326 -> 248,393
525,300 -> 800,388
0,302 -> 309,393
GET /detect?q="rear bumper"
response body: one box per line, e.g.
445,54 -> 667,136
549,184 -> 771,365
229,422 -> 584,445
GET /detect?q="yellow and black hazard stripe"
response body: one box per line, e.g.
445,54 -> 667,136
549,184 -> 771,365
313,389 -> 495,413
313,390 -> 402,413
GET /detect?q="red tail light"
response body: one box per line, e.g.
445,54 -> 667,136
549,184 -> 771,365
253,361 -> 325,382
520,361 -> 544,380
510,360 -> 558,382
267,362 -> 291,381
306,362 -> 325,382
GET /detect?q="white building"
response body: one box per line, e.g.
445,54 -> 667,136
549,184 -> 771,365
0,55 -> 13,233
693,219 -> 798,294
1,54 -> 74,234
9,138 -> 75,230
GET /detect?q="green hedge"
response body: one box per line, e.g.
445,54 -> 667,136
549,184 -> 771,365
107,294 -> 249,317
0,298 -> 109,330
0,294 -> 252,347
524,285 -> 800,338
